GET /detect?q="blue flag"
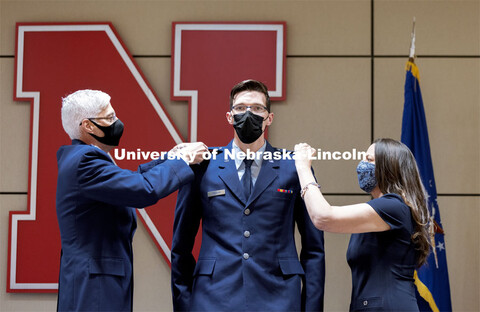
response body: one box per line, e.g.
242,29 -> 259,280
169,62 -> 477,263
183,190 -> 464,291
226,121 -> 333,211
401,60 -> 452,312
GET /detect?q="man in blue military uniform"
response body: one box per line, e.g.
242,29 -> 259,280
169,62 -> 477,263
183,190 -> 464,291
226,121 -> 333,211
56,89 -> 207,311
171,80 -> 325,311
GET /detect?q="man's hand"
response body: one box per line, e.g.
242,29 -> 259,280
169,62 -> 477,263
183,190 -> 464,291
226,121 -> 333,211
171,142 -> 209,165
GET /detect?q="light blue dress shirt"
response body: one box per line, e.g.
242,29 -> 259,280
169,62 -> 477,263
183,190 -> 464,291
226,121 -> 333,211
232,141 -> 266,186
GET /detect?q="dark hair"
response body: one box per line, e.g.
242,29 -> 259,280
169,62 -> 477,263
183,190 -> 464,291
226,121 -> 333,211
229,79 -> 271,112
374,138 -> 432,267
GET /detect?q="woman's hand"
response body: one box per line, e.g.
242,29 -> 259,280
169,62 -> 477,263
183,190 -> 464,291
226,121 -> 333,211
294,143 -> 316,170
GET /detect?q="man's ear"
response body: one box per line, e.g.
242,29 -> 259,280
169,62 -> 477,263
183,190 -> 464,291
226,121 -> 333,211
226,111 -> 234,125
265,112 -> 274,126
80,119 -> 95,134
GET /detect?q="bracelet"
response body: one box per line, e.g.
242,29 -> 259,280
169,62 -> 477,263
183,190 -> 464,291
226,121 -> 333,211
300,182 -> 321,199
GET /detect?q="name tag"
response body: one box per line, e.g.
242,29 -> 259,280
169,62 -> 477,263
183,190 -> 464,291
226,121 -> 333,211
207,189 -> 226,197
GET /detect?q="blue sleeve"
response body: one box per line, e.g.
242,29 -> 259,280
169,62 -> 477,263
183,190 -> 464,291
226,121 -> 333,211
138,156 -> 184,173
137,157 -> 167,173
171,163 -> 206,311
77,150 -> 194,208
367,194 -> 411,231
295,168 -> 325,311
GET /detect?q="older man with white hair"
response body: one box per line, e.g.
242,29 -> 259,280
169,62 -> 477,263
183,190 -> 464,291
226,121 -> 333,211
56,89 -> 206,312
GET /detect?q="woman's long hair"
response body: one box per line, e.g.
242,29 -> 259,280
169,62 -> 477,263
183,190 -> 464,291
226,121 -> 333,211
374,138 -> 432,267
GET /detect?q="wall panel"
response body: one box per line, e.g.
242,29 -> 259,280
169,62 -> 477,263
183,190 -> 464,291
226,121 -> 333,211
375,0 -> 480,55
270,57 -> 372,193
0,59 -> 30,192
439,196 -> 480,312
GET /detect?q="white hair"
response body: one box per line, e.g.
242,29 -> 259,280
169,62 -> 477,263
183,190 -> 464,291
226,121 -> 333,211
61,90 -> 111,139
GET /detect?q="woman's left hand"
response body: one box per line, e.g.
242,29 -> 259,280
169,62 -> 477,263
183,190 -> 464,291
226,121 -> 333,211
294,143 -> 316,170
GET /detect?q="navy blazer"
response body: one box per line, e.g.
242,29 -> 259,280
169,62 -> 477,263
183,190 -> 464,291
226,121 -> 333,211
172,141 -> 325,311
56,140 -> 193,311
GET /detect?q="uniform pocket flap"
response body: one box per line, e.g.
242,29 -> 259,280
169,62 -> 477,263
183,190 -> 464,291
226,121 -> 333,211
89,258 -> 125,277
278,258 -> 304,275
193,258 -> 216,276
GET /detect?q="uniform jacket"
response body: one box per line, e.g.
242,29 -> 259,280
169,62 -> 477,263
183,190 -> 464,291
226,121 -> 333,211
171,140 -> 325,311
56,139 -> 193,311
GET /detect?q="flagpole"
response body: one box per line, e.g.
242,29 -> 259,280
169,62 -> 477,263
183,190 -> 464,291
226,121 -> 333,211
403,19 -> 453,310
408,16 -> 439,268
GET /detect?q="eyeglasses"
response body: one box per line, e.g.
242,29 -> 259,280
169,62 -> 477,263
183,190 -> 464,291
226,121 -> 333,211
231,104 -> 268,115
79,114 -> 117,125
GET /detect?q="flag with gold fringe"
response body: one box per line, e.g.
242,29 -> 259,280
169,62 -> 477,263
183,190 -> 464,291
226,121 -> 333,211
401,59 -> 452,312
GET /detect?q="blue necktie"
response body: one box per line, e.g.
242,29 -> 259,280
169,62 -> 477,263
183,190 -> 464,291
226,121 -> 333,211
242,159 -> 254,200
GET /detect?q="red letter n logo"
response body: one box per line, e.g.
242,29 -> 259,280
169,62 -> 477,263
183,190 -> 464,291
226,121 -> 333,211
8,22 -> 285,292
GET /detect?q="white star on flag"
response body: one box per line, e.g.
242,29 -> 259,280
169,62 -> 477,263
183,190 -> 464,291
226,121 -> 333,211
437,241 -> 445,252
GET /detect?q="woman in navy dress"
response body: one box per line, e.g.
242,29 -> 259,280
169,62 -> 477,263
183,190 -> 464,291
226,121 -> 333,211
294,138 -> 432,311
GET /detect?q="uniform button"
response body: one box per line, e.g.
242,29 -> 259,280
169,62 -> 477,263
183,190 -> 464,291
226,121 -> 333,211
363,300 -> 368,306
244,230 -> 251,238
244,208 -> 251,215
243,253 -> 249,260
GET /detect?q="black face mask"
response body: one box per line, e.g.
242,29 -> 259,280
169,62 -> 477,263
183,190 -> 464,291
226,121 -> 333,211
233,111 -> 267,144
88,119 -> 124,146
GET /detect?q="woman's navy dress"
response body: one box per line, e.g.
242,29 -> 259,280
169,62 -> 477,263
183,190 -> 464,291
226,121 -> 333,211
347,193 -> 420,311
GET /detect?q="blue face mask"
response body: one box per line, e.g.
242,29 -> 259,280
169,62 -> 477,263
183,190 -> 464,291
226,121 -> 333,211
356,161 -> 377,193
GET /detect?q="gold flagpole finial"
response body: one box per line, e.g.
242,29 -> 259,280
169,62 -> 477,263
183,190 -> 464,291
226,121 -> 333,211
409,17 -> 416,63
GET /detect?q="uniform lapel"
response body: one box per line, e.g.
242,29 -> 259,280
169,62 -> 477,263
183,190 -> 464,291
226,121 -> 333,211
246,142 -> 279,206
217,141 -> 248,205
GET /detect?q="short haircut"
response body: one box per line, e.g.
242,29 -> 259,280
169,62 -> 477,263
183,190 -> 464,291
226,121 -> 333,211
61,89 -> 111,139
229,79 -> 270,112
